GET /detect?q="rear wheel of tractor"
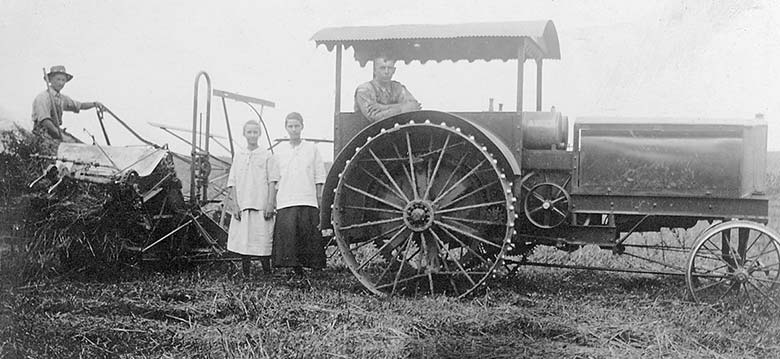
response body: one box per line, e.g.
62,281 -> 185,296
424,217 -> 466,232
332,120 -> 515,297
687,220 -> 780,310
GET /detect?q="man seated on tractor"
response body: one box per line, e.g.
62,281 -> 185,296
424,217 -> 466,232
32,66 -> 105,146
354,55 -> 421,123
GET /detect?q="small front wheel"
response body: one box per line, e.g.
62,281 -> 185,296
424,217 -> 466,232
686,220 -> 780,309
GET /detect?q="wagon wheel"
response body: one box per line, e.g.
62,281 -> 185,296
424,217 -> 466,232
523,182 -> 570,229
686,220 -> 780,309
332,120 -> 514,297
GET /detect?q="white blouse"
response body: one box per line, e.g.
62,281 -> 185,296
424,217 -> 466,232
269,141 -> 326,209
227,146 -> 271,211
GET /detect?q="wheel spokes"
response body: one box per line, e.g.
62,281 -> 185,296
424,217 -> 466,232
722,229 -> 744,268
334,122 -> 511,298
358,165 -> 407,203
530,191 -> 546,203
441,216 -> 506,227
701,238 -> 739,272
435,220 -> 502,250
437,200 -> 507,214
423,134 -> 450,200
428,228 -> 476,287
344,183 -> 404,211
693,276 -> 731,294
437,225 -> 490,267
438,180 -> 500,210
356,226 -> 408,271
391,232 -> 416,294
339,216 -> 403,232
715,281 -> 740,303
433,154 -> 469,201
368,148 -> 410,203
688,222 -> 780,308
420,232 -> 435,293
746,276 -> 780,286
391,143 -> 416,200
343,205 -> 402,215
405,131 -> 420,200
751,261 -> 780,273
433,160 -> 487,204
746,280 -> 780,310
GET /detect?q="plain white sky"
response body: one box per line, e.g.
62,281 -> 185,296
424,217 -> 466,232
1,0 -> 778,158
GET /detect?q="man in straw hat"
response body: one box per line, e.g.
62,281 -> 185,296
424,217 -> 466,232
31,65 -> 104,141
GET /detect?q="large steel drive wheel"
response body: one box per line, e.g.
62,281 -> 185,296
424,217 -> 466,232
687,220 -> 780,309
332,121 -> 514,297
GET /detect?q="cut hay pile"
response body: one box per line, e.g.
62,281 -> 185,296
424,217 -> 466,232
0,127 -> 154,282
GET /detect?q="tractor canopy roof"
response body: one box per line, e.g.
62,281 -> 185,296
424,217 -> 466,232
311,20 -> 560,66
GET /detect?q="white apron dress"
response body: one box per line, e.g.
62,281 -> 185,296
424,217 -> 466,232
226,146 -> 274,256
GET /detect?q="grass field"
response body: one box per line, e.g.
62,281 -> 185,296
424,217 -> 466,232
1,153 -> 779,358
1,261 -> 779,358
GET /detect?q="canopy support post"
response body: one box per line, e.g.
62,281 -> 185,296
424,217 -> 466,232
514,39 -> 526,172
536,58 -> 543,111
516,41 -> 524,114
334,44 -> 343,158
335,44 -> 342,115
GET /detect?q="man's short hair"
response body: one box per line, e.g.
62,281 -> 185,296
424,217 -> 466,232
285,112 -> 304,125
374,53 -> 395,63
373,54 -> 397,67
242,120 -> 262,133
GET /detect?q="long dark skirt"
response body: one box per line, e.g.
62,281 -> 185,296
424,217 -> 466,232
272,206 -> 325,269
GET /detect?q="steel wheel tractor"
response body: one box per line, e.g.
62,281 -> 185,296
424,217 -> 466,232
313,21 -> 777,310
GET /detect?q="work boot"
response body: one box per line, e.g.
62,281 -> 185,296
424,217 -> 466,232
259,256 -> 272,275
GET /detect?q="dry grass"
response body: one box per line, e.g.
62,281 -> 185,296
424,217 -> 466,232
1,147 -> 779,358
1,261 -> 779,358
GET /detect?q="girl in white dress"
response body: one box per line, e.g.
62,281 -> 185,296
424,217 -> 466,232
225,120 -> 274,275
